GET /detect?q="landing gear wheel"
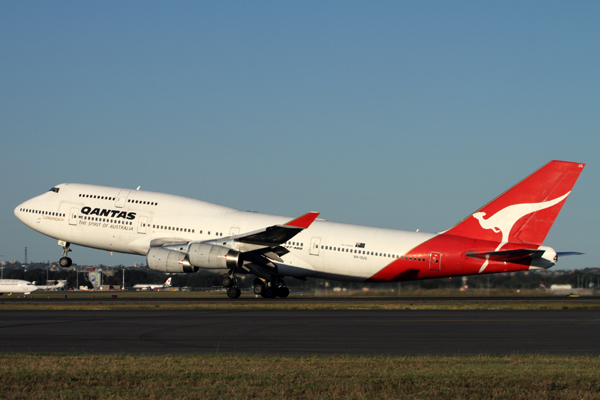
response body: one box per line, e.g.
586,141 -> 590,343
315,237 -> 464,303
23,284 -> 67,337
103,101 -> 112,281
59,257 -> 72,268
276,287 -> 290,298
221,276 -> 234,288
261,287 -> 276,298
253,283 -> 265,295
227,287 -> 241,299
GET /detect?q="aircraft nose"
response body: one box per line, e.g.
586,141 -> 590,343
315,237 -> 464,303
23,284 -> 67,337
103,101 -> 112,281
14,203 -> 24,220
14,200 -> 32,222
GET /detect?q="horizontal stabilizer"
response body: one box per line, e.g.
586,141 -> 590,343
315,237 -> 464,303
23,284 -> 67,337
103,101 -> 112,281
466,248 -> 545,262
556,252 -> 584,257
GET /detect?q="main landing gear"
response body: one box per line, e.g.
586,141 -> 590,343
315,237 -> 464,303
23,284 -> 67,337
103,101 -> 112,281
253,277 -> 290,299
59,241 -> 73,268
222,270 -> 241,299
221,273 -> 290,299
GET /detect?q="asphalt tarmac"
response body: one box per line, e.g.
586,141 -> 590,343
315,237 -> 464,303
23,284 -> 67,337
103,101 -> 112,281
3,295 -> 600,304
1,309 -> 599,356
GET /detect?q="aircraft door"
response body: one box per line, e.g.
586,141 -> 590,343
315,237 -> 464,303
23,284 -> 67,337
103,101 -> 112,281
429,252 -> 441,271
310,237 -> 321,256
230,227 -> 240,236
138,216 -> 148,234
115,190 -> 130,208
69,208 -> 78,226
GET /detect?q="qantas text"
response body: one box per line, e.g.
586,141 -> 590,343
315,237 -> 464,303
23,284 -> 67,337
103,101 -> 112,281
80,207 -> 136,220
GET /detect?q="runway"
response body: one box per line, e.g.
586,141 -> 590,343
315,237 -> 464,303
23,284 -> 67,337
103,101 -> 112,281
1,309 -> 599,356
3,295 -> 600,304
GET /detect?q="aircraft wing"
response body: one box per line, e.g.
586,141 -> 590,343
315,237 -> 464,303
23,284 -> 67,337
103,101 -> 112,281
149,212 -> 320,252
150,237 -> 192,248
225,212 -> 320,246
146,212 -> 320,278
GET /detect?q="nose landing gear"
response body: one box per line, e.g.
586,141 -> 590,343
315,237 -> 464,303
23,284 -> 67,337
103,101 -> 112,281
58,241 -> 72,268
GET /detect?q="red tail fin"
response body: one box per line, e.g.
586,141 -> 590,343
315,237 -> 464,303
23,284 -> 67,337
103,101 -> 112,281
444,160 -> 584,245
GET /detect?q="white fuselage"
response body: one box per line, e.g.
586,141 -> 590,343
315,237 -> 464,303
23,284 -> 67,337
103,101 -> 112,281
132,284 -> 168,290
14,183 -> 435,282
34,282 -> 66,290
0,279 -> 38,294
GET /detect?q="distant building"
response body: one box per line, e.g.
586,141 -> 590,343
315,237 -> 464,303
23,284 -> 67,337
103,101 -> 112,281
550,284 -> 572,295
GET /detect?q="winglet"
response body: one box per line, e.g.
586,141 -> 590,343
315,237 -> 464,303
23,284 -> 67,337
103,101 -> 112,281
284,212 -> 320,229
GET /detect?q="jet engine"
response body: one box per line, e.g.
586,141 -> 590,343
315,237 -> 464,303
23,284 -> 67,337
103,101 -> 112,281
146,247 -> 199,273
187,243 -> 241,270
146,243 -> 241,273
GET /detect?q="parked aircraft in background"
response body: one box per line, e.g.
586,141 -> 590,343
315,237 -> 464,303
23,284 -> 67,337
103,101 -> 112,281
132,277 -> 172,291
14,160 -> 584,298
0,279 -> 38,295
33,280 -> 67,290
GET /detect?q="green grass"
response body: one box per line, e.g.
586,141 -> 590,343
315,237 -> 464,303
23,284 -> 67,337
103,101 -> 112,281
9,287 -> 571,299
1,296 -> 599,311
1,354 -> 599,399
1,289 -> 598,310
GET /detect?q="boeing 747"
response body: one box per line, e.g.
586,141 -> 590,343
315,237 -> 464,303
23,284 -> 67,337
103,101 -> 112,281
14,160 -> 584,298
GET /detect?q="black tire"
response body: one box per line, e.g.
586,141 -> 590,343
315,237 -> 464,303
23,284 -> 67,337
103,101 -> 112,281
261,287 -> 276,298
227,287 -> 241,299
59,257 -> 72,268
253,283 -> 264,295
221,276 -> 233,288
276,287 -> 290,298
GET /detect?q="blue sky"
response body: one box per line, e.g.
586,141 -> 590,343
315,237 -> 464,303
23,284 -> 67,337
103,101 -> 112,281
1,1 -> 598,270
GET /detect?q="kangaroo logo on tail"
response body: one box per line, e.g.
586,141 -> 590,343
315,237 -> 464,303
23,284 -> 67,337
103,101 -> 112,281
473,192 -> 570,273
473,192 -> 571,244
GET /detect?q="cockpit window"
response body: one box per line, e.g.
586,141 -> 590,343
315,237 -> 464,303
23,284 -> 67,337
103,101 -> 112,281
49,187 -> 59,193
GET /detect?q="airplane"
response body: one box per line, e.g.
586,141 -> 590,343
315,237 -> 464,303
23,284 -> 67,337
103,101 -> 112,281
14,160 -> 584,299
132,277 -> 173,291
0,279 -> 38,295
33,280 -> 67,290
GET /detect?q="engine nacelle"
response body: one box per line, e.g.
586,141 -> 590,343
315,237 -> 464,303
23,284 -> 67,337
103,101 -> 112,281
530,246 -> 558,269
188,243 -> 241,270
146,247 -> 199,273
